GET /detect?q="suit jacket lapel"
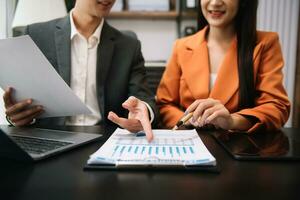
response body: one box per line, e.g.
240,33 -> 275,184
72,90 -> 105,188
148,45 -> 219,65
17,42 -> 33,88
54,16 -> 71,85
182,28 -> 210,100
96,22 -> 116,118
209,38 -> 239,105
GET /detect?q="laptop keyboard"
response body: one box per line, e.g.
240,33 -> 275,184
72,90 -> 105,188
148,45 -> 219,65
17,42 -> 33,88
11,135 -> 73,155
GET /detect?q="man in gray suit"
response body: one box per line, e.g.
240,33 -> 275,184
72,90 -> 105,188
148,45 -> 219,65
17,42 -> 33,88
3,0 -> 158,141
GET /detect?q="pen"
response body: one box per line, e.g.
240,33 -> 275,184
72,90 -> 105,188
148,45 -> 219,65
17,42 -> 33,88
172,112 -> 194,130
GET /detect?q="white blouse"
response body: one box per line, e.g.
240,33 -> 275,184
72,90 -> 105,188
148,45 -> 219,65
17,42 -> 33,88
210,73 -> 217,91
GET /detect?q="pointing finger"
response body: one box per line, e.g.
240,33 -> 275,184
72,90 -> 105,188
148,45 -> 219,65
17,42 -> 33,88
140,117 -> 153,142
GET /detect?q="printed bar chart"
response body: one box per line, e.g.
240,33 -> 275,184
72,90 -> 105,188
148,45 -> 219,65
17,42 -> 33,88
88,128 -> 216,166
111,144 -> 196,158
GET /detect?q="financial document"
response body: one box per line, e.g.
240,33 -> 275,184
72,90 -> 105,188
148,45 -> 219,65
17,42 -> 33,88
88,128 -> 216,167
0,36 -> 91,118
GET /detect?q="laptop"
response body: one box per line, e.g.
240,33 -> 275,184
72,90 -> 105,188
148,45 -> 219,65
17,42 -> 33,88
0,125 -> 102,162
211,129 -> 300,161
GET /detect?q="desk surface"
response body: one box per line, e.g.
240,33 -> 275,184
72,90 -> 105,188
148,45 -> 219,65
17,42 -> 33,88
1,126 -> 300,200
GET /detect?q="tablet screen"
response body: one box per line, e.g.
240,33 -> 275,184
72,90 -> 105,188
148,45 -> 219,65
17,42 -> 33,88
212,129 -> 300,160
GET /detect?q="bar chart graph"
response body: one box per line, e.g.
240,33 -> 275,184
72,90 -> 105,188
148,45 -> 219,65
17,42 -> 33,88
112,144 -> 195,157
88,129 -> 216,166
107,131 -> 208,164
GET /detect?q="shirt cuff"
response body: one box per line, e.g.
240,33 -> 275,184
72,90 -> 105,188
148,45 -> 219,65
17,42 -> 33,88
6,116 -> 36,126
30,118 -> 36,125
142,101 -> 154,124
6,115 -> 15,126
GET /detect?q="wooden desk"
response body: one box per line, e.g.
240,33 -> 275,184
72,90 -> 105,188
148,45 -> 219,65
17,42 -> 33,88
1,126 -> 299,200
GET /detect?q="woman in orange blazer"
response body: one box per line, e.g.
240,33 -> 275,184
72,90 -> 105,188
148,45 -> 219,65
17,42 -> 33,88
156,0 -> 290,132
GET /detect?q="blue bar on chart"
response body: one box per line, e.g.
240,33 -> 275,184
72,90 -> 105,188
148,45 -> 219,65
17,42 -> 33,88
134,146 -> 139,154
176,147 -> 180,156
111,144 -> 196,158
156,147 -> 159,155
183,147 -> 187,154
112,145 -> 120,157
128,146 -> 132,153
120,146 -> 126,154
169,146 -> 173,157
189,146 -> 194,154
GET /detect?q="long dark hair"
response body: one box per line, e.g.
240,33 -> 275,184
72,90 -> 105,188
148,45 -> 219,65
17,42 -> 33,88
198,0 -> 258,109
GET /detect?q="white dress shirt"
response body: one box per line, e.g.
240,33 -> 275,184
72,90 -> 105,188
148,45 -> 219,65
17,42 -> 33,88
66,11 -> 154,126
66,11 -> 103,126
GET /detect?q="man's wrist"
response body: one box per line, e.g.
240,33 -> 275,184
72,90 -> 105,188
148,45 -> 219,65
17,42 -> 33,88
5,115 -> 36,126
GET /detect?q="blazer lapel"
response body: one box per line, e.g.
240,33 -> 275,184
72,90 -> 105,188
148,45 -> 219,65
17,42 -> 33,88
96,22 -> 116,118
209,39 -> 239,105
182,28 -> 210,100
182,27 -> 239,106
54,16 -> 71,85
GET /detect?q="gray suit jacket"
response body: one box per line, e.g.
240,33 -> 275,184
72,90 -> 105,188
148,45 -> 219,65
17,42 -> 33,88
25,16 -> 159,127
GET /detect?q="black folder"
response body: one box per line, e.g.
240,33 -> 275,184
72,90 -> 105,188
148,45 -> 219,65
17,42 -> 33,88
84,163 -> 221,173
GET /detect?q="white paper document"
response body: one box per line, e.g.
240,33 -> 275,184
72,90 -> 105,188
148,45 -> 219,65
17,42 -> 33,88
88,128 -> 216,167
0,36 -> 91,118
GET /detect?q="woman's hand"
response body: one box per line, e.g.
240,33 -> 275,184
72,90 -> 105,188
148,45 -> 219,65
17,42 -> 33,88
185,98 -> 254,131
185,98 -> 234,130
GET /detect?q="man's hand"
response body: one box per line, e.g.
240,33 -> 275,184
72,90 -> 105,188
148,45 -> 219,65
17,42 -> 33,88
107,96 -> 153,142
3,87 -> 44,126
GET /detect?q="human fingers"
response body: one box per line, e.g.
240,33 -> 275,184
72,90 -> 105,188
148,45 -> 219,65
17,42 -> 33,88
13,109 -> 43,127
139,112 -> 153,142
188,118 -> 199,127
185,118 -> 192,126
5,99 -> 33,116
107,111 -> 126,126
107,111 -> 142,132
122,96 -> 138,111
198,105 -> 221,127
10,106 -> 43,122
3,87 -> 14,108
205,109 -> 231,129
185,99 -> 205,114
193,99 -> 216,122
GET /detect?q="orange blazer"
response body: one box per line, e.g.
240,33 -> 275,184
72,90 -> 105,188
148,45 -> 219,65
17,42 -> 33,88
156,27 -> 290,132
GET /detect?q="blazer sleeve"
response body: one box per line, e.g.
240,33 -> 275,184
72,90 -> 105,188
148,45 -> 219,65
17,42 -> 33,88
236,33 -> 291,132
156,40 -> 185,128
127,40 -> 160,128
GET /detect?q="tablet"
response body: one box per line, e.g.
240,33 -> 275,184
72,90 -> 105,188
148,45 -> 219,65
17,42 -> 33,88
211,128 -> 300,160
